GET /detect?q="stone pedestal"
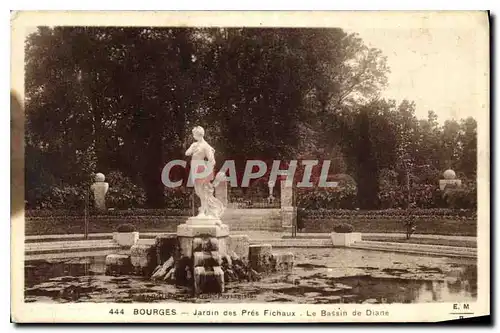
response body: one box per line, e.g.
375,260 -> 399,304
130,243 -> 157,276
280,180 -> 293,206
280,180 -> 296,231
281,206 -> 296,230
439,179 -> 462,191
177,217 -> 229,295
177,218 -> 229,257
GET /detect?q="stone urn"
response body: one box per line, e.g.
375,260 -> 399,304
113,224 -> 139,247
439,169 -> 462,190
90,172 -> 109,211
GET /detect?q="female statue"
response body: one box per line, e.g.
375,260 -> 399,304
185,126 -> 225,220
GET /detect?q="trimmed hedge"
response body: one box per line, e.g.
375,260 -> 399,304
301,218 -> 477,236
25,208 -> 191,218
25,215 -> 184,235
300,208 -> 476,220
24,208 -> 477,237
26,208 -> 476,219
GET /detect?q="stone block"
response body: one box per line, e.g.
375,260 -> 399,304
228,235 -> 250,260
177,223 -> 228,258
193,251 -> 222,267
271,252 -> 294,272
130,243 -> 157,276
193,238 -> 203,252
175,256 -> 193,286
105,254 -> 132,275
193,266 -> 205,295
202,238 -> 219,252
155,234 -> 178,264
330,232 -> 362,247
212,266 -> 225,293
249,244 -> 273,273
194,266 -> 225,295
179,236 -> 194,259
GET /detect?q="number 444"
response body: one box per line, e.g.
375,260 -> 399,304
109,309 -> 125,315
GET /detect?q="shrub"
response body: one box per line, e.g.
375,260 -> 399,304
26,184 -> 87,210
299,208 -> 476,220
165,187 -> 192,209
445,187 -> 477,210
106,171 -> 147,209
297,185 -> 357,210
116,223 -> 137,233
333,223 -> 354,233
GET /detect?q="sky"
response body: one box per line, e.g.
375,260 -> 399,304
350,26 -> 485,123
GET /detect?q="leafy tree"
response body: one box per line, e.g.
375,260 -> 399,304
24,26 -> 477,210
459,117 -> 477,178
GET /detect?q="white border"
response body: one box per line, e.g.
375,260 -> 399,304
5,2 -> 496,330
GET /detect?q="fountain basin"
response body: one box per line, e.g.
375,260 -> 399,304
24,247 -> 476,304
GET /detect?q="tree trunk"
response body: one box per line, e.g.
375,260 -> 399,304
143,122 -> 165,208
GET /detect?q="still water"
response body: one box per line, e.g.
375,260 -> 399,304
25,248 -> 476,304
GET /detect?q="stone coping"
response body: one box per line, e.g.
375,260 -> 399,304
25,231 -> 476,242
25,237 -> 477,262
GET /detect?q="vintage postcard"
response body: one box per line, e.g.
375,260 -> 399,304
11,11 -> 490,323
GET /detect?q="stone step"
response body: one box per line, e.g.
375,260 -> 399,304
351,241 -> 477,258
225,220 -> 280,224
356,240 -> 477,253
25,239 -> 155,255
194,266 -> 224,294
230,227 -> 283,231
25,239 -> 120,253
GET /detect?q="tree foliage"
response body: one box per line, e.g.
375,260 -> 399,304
25,27 -> 477,209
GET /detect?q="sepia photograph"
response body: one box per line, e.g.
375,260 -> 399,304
10,10 -> 490,323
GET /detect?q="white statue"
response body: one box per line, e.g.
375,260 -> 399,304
267,180 -> 276,203
90,173 -> 109,211
185,126 -> 225,220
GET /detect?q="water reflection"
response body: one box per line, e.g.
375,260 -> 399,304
25,248 -> 477,304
